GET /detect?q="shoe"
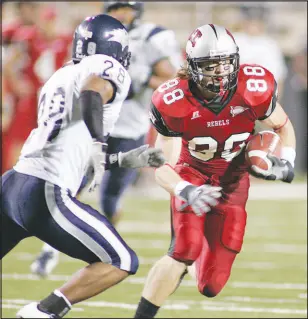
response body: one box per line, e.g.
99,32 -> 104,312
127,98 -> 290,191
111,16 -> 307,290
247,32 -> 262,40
30,251 -> 59,278
16,302 -> 56,318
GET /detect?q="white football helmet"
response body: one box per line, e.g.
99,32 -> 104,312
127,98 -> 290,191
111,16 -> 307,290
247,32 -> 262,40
186,24 -> 240,95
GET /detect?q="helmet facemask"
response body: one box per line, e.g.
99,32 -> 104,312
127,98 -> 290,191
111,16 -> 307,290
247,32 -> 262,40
188,53 -> 240,96
119,48 -> 131,70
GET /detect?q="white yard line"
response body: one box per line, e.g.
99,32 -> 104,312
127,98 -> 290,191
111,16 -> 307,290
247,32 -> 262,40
200,305 -> 306,315
170,297 -> 307,305
2,273 -> 307,290
1,298 -> 306,316
1,300 -> 84,312
230,281 -> 307,290
222,296 -> 304,304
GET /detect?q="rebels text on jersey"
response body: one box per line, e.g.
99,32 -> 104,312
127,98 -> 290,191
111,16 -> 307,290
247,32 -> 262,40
150,64 -> 278,181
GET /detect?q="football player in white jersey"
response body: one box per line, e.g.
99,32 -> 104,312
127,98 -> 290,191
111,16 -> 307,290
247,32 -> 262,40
30,1 -> 182,279
101,1 -> 183,223
1,14 -> 165,318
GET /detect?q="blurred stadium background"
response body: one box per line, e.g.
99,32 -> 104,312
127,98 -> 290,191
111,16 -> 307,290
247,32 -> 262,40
1,1 -> 307,318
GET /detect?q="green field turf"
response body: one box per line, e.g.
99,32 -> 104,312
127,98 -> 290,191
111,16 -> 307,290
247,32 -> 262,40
1,197 -> 307,318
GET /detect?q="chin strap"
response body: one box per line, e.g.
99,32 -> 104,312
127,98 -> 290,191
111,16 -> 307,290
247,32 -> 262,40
219,79 -> 225,96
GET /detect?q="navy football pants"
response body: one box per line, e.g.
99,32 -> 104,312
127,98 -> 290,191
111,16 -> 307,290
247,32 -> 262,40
1,170 -> 139,274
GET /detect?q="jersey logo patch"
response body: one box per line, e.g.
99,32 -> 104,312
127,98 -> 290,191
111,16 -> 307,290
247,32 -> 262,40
106,29 -> 129,51
191,111 -> 201,119
230,106 -> 249,117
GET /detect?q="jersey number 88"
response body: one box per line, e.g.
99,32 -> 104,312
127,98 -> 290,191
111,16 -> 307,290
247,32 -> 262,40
158,79 -> 184,105
243,66 -> 268,92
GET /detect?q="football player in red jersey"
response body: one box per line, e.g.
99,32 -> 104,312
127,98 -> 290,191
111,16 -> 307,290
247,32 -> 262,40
2,2 -> 38,45
2,2 -> 39,173
134,24 -> 296,318
2,6 -> 72,174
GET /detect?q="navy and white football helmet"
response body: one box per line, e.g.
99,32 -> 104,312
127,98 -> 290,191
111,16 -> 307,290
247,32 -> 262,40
72,14 -> 131,69
103,1 -> 144,31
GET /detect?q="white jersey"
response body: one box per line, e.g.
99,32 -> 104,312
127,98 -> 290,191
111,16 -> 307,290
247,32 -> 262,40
14,54 -> 131,196
111,22 -> 183,140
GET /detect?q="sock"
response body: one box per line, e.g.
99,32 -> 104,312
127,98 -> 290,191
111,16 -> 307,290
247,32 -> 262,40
134,297 -> 160,318
38,290 -> 71,317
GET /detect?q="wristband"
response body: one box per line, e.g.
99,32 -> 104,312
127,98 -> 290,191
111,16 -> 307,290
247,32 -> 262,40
281,147 -> 296,168
105,153 -> 120,170
174,181 -> 192,197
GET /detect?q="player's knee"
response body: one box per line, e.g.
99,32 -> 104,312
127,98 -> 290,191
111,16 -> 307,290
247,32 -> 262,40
125,247 -> 139,275
200,285 -> 220,298
198,269 -> 230,298
170,226 -> 203,264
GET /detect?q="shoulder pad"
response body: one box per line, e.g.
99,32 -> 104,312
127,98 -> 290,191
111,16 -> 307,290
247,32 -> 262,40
152,78 -> 192,119
237,64 -> 278,119
79,54 -> 131,96
146,25 -> 167,41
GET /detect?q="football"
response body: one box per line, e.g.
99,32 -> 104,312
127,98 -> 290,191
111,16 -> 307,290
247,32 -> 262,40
245,130 -> 282,171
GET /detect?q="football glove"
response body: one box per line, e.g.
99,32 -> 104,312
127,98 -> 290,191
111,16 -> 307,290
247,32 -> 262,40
250,154 -> 294,183
177,183 -> 222,217
87,141 -> 107,192
119,144 -> 166,169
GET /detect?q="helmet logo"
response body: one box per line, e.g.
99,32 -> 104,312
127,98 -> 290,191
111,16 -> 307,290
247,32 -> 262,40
77,25 -> 93,40
188,29 -> 202,47
82,30 -> 93,40
106,29 -> 129,51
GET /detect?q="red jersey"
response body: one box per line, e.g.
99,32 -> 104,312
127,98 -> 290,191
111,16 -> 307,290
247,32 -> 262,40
150,64 -> 278,182
6,27 -> 71,141
11,26 -> 71,91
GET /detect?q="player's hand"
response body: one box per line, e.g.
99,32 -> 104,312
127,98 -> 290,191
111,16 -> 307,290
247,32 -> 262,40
87,142 -> 107,192
177,184 -> 222,216
119,144 -> 166,169
250,155 -> 294,183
